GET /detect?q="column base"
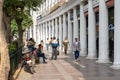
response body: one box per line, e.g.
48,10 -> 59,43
86,56 -> 97,59
80,51 -> 87,56
96,59 -> 111,63
110,64 -> 120,70
68,50 -> 72,54
80,53 -> 87,57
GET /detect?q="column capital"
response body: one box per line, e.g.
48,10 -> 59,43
80,0 -> 87,5
67,10 -> 71,13
73,7 -> 77,10
88,0 -> 93,2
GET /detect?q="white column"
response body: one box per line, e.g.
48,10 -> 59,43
40,24 -> 43,41
63,13 -> 67,40
87,0 -> 96,59
80,1 -> 87,56
55,18 -> 58,38
32,13 -> 37,42
43,23 -> 45,41
39,25 -> 41,41
97,0 -> 110,63
53,19 -> 55,37
44,25 -> 46,41
59,16 -> 62,50
36,25 -> 40,44
45,22 -> 48,40
111,0 -> 120,69
29,27 -> 32,38
52,19 -> 55,37
73,7 -> 78,39
68,11 -> 72,51
49,21 -> 51,39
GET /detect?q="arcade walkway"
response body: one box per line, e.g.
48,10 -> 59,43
16,51 -> 120,80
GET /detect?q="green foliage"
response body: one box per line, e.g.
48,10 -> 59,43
4,0 -> 42,44
11,19 -> 18,36
11,15 -> 33,37
22,15 -> 33,31
8,40 -> 18,54
4,0 -> 42,18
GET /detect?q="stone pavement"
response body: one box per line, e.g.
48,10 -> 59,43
16,50 -> 120,80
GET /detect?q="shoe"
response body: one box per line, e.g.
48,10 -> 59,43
54,58 -> 57,60
75,60 -> 77,62
33,70 -> 36,73
43,62 -> 47,64
49,58 -> 53,60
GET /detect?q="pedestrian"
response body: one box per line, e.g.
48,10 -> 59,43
40,40 -> 44,49
51,37 -> 58,60
49,37 -> 53,47
72,38 -> 81,61
62,37 -> 69,55
33,48 -> 39,64
45,38 -> 49,50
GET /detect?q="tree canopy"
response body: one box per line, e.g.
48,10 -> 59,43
3,0 -> 42,44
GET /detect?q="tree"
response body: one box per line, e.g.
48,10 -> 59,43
0,0 -> 42,79
11,16 -> 33,41
0,0 -> 10,80
4,0 -> 42,46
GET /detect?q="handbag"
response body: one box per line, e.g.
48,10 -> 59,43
57,50 -> 59,55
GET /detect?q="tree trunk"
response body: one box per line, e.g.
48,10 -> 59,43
15,19 -> 23,47
3,11 -> 12,43
0,0 -> 10,80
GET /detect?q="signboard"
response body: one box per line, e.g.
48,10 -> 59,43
108,24 -> 114,30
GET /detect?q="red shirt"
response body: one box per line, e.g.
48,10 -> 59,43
26,57 -> 31,61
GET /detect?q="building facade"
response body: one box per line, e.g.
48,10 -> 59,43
26,0 -> 120,69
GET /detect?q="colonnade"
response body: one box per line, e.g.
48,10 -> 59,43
27,0 -> 120,69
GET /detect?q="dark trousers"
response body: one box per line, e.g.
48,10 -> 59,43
27,45 -> 34,53
51,48 -> 57,60
38,53 -> 47,62
46,44 -> 49,50
74,50 -> 79,60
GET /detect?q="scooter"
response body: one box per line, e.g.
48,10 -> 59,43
23,59 -> 35,74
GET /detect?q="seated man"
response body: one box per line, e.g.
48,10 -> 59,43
36,44 -> 47,63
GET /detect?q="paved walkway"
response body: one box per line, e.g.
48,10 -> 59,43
16,50 -> 120,80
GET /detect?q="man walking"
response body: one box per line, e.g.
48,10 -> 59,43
51,37 -> 58,60
72,38 -> 81,61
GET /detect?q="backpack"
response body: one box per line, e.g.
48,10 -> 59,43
52,43 -> 58,48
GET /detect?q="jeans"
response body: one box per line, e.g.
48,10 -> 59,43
74,50 -> 79,60
38,53 -> 47,62
27,45 -> 35,53
46,44 -> 49,50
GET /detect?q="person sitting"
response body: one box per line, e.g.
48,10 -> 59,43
27,38 -> 36,53
36,44 -> 47,63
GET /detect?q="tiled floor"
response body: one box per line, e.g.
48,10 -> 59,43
16,51 -> 120,80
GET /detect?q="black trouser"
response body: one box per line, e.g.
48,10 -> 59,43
38,53 -> 47,62
51,48 -> 57,60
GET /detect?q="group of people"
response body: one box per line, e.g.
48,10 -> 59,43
22,37 -> 81,74
41,37 -> 81,61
